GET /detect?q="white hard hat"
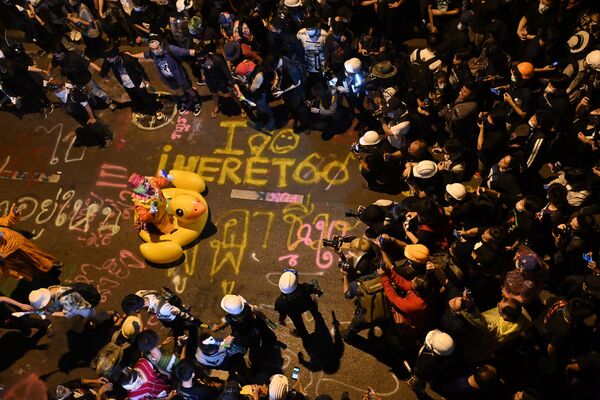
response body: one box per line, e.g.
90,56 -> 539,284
268,374 -> 289,400
29,288 -> 51,309
446,183 -> 467,201
284,0 -> 302,7
344,57 -> 362,74
359,131 -> 381,146
586,50 -> 600,72
220,294 -> 247,315
424,329 -> 455,356
279,271 -> 298,294
413,160 -> 438,179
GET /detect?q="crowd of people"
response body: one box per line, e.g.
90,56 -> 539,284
1,0 -> 600,399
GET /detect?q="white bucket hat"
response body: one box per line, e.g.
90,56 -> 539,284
29,288 -> 51,309
278,271 -> 298,294
359,131 -> 381,146
221,294 -> 247,315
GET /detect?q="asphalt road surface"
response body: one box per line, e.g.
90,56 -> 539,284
0,58 -> 433,399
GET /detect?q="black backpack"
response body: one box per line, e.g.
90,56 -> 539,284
407,49 -> 438,93
61,283 -> 101,307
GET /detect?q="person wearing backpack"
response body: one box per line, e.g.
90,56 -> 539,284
408,34 -> 443,94
27,283 -> 103,321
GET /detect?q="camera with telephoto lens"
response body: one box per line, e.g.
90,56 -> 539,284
322,235 -> 344,252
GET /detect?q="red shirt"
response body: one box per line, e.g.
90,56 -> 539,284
381,270 -> 429,332
127,359 -> 172,400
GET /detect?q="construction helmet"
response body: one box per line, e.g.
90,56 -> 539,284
278,271 -> 298,294
516,62 -> 534,80
404,244 -> 430,264
220,294 -> 246,315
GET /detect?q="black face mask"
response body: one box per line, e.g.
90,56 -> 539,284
588,115 -> 600,126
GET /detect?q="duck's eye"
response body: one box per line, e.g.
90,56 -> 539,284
176,209 -> 184,217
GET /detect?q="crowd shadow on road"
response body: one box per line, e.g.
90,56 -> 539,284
56,317 -> 114,374
0,330 -> 49,372
297,311 -> 344,375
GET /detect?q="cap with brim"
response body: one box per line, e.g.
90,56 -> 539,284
568,31 -> 590,54
370,61 -> 397,79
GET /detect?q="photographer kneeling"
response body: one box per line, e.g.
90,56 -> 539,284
323,235 -> 387,340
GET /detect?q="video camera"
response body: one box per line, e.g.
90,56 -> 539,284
323,235 -> 379,279
349,142 -> 377,154
322,235 -> 355,274
322,234 -> 345,252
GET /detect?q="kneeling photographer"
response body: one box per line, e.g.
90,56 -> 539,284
322,235 -> 389,339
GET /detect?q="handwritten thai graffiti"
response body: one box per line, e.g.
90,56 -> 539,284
171,115 -> 192,141
0,187 -> 133,245
203,195 -> 361,285
156,121 -> 354,189
69,249 -> 146,303
37,123 -> 86,165
96,163 -> 129,189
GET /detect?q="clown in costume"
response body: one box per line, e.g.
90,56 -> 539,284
129,171 -> 175,235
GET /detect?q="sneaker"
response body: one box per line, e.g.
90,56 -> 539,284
40,109 -> 48,119
46,103 -> 54,114
108,102 -> 118,113
193,102 -> 202,116
196,80 -> 206,86
178,103 -> 187,114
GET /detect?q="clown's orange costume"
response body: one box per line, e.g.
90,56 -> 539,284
129,172 -> 174,235
0,205 -> 60,281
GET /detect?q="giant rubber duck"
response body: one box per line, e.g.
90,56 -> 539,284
129,170 -> 208,264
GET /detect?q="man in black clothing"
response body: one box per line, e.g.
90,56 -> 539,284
100,46 -> 160,116
174,360 -> 221,400
264,54 -> 309,133
520,109 -> 553,195
49,48 -> 117,111
539,74 -> 573,134
275,269 -> 323,338
194,49 -> 234,119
